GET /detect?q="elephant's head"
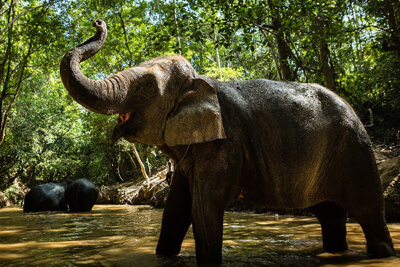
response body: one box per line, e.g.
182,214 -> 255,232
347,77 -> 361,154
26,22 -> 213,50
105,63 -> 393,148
60,20 -> 225,146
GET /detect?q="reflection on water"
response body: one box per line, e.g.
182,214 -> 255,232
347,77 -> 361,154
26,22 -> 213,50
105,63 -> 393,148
0,205 -> 399,266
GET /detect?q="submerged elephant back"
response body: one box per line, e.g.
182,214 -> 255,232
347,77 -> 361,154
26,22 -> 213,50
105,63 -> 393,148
65,179 -> 98,212
23,183 -> 68,212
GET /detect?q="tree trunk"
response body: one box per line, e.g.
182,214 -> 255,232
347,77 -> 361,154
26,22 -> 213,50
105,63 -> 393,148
319,38 -> 337,92
173,0 -> 182,55
131,143 -> 149,181
275,34 -> 293,81
0,6 -> 33,146
259,27 -> 282,81
267,0 -> 294,81
214,30 -> 222,80
382,0 -> 400,58
0,2 -> 14,146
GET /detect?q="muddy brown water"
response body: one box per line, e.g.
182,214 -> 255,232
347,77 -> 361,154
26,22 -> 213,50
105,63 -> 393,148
0,205 -> 399,266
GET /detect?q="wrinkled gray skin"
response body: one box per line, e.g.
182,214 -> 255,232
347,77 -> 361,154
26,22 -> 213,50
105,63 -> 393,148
60,20 -> 395,264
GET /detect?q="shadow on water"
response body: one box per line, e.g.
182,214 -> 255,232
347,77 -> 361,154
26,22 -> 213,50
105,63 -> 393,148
0,205 -> 399,266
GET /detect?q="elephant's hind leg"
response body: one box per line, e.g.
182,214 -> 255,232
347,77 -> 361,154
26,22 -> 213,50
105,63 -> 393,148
350,208 -> 395,258
311,201 -> 348,252
344,157 -> 395,258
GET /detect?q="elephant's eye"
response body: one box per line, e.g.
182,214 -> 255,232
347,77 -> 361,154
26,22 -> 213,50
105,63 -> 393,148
144,81 -> 155,88
135,80 -> 157,101
137,81 -> 153,89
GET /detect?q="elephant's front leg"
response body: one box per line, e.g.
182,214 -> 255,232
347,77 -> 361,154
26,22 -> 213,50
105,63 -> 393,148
190,159 -> 234,264
191,185 -> 225,264
156,169 -> 192,256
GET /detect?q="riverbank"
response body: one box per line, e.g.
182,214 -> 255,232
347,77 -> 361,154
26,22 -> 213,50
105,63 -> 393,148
97,168 -> 170,208
377,147 -> 400,222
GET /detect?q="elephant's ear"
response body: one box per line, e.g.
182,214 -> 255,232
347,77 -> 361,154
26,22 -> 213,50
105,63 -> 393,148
164,78 -> 226,146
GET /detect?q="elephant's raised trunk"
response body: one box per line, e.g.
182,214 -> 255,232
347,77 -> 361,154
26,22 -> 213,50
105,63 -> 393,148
60,20 -> 133,115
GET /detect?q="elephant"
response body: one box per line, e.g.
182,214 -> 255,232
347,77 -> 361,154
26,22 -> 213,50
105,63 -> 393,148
60,20 -> 395,264
23,180 -> 72,212
65,178 -> 99,212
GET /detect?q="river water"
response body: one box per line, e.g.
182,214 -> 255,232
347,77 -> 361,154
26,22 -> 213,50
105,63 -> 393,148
0,205 -> 399,266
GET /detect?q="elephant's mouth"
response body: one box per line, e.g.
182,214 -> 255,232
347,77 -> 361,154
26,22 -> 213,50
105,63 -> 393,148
117,112 -> 132,128
111,112 -> 132,144
110,111 -> 162,145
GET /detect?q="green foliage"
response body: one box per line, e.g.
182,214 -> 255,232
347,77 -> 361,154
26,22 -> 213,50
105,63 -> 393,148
1,0 -> 399,191
3,185 -> 20,204
204,64 -> 245,81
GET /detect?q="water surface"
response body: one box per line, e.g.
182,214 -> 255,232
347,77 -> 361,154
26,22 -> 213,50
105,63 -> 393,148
0,205 -> 399,266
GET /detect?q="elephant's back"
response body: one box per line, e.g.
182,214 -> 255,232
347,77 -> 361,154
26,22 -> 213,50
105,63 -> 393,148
215,79 -> 375,208
66,179 -> 98,212
23,183 -> 67,212
216,79 -> 368,149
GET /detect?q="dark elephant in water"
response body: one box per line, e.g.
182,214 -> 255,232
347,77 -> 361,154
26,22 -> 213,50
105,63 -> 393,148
23,180 -> 72,212
60,20 -> 395,264
65,178 -> 99,212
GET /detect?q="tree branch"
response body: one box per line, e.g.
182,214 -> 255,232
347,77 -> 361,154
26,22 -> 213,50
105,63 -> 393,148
0,23 -> 35,146
0,92 -> 16,101
0,0 -> 60,36
117,12 -> 134,67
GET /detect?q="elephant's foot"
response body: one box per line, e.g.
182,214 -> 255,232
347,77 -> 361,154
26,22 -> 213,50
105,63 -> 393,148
367,242 -> 396,258
195,251 -> 222,265
155,244 -> 180,256
323,241 -> 348,253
